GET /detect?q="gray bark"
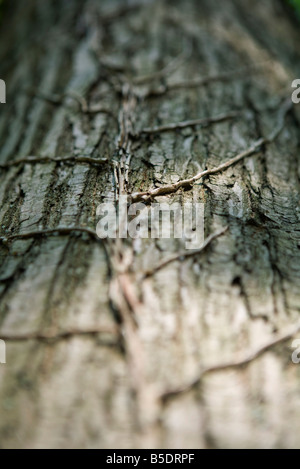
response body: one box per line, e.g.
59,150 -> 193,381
0,0 -> 300,449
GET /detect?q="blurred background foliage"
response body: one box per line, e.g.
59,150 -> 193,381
0,0 -> 4,22
289,0 -> 300,17
0,0 -> 299,25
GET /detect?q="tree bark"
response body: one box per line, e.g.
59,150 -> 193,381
0,0 -> 300,449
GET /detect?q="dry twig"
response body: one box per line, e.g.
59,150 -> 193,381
0,226 -> 100,244
135,112 -> 238,137
131,99 -> 292,203
0,326 -> 119,343
143,226 -> 228,278
144,61 -> 273,98
26,88 -> 116,118
161,322 -> 300,402
0,155 -> 108,170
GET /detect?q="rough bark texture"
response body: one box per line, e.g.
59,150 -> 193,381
0,0 -> 300,449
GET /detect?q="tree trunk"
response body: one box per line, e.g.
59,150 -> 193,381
0,0 -> 300,449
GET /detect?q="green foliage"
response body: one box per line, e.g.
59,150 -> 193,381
289,0 -> 300,18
